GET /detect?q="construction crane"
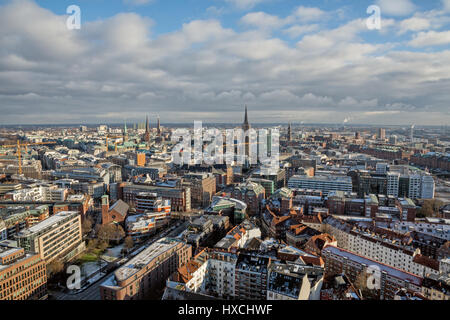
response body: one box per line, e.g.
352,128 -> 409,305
0,140 -> 56,175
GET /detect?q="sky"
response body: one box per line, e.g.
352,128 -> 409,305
0,0 -> 450,125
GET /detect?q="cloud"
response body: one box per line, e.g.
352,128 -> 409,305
206,6 -> 226,17
224,0 -> 268,10
293,6 -> 326,22
409,30 -> 450,47
396,9 -> 450,35
240,6 -> 326,33
241,12 -> 288,29
376,0 -> 417,16
283,24 -> 320,38
443,0 -> 450,12
398,17 -> 431,34
123,0 -> 154,6
0,0 -> 449,125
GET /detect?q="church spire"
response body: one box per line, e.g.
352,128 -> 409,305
123,120 -> 128,142
157,115 -> 161,136
288,122 -> 292,142
243,105 -> 250,131
244,105 -> 249,125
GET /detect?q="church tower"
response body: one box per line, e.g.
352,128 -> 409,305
144,115 -> 150,143
242,105 -> 250,132
242,105 -> 251,164
288,122 -> 292,142
123,120 -> 128,143
157,115 -> 161,136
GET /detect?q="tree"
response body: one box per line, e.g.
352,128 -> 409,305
47,259 -> 65,278
124,236 -> 134,250
418,199 -> 444,218
97,223 -> 125,244
82,217 -> 93,235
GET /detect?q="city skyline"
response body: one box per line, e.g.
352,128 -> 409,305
1,0 -> 450,125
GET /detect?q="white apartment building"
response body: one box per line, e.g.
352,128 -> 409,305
6,185 -> 67,202
376,163 -> 389,174
421,175 -> 435,199
166,250 -> 237,299
288,175 -> 352,196
386,172 -> 435,200
44,186 -> 68,201
392,220 -> 450,241
408,175 -> 422,199
0,220 -> 6,241
207,252 -> 237,299
323,217 -> 440,277
166,250 -> 209,294
387,172 -> 400,197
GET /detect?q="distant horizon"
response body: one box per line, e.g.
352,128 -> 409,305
0,121 -> 448,129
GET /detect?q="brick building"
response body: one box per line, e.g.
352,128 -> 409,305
0,245 -> 47,300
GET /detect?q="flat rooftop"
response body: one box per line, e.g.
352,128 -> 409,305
17,211 -> 78,237
113,237 -> 181,282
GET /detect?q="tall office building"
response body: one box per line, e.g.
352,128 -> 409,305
378,128 -> 386,140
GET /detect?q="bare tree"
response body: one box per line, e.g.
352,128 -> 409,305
47,259 -> 64,278
124,236 -> 134,250
82,217 -> 93,235
98,223 -> 125,244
